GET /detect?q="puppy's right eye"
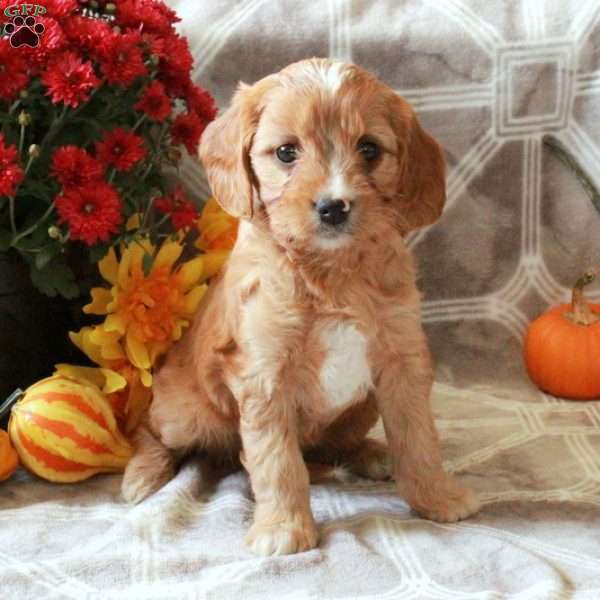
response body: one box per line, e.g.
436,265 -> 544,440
358,139 -> 380,162
276,144 -> 297,164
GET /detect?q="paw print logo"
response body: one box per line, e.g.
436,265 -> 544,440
4,15 -> 45,49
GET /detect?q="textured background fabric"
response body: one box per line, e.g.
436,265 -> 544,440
2,1 -> 600,598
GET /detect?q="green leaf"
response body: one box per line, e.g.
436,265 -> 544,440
142,252 -> 154,276
29,258 -> 80,299
0,229 -> 12,252
30,261 -> 57,297
55,276 -> 80,300
34,242 -> 61,270
20,179 -> 56,201
88,243 -> 109,264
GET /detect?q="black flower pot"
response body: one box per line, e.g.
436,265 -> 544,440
0,251 -> 84,428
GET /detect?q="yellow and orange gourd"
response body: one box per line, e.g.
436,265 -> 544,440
524,271 -> 600,399
8,375 -> 132,482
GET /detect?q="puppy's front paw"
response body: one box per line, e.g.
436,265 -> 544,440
405,473 -> 480,523
245,520 -> 319,556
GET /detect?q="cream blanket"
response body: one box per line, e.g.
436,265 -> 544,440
2,1 -> 600,598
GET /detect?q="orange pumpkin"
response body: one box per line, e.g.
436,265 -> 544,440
8,375 -> 133,482
524,271 -> 600,399
0,429 -> 19,481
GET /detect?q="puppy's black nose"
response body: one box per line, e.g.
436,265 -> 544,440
315,198 -> 350,226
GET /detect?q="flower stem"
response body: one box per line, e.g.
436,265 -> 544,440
1,101 -> 21,136
11,202 -> 56,248
133,114 -> 147,132
23,153 -> 36,177
8,197 -> 16,235
140,195 -> 156,232
543,135 -> 600,214
18,124 -> 26,155
140,161 -> 154,181
8,100 -> 20,115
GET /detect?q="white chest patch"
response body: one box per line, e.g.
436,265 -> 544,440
319,322 -> 373,411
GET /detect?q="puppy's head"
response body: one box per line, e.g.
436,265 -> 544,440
199,59 -> 445,254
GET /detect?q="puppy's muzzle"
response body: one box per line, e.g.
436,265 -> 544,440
315,197 -> 351,227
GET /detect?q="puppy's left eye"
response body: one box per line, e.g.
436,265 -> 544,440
358,140 -> 380,162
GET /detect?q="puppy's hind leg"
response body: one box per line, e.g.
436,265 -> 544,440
306,395 -> 392,481
345,438 -> 393,481
122,423 -> 176,504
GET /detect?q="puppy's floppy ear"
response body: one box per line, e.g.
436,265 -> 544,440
198,77 -> 277,219
388,95 -> 446,233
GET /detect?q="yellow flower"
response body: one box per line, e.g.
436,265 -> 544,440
53,364 -> 152,434
59,238 -> 208,433
84,238 -> 208,374
54,363 -> 127,395
195,197 -> 238,278
196,197 -> 239,251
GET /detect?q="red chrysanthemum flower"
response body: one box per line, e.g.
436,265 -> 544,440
28,17 -> 67,68
0,134 -> 24,197
158,34 -> 194,97
62,15 -> 112,58
55,182 -> 123,245
99,31 -> 146,86
170,112 -> 206,154
51,146 -> 105,189
155,187 -> 198,230
41,51 -> 100,107
44,0 -> 78,18
96,128 -> 147,172
117,0 -> 178,34
143,32 -> 167,58
0,39 -> 30,102
134,81 -> 172,122
185,83 -> 218,122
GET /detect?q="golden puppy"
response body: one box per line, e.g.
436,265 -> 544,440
122,58 -> 480,555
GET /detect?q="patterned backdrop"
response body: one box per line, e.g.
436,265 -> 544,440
176,0 -> 600,394
2,2 -> 600,599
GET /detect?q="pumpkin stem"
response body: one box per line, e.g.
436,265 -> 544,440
567,270 -> 600,326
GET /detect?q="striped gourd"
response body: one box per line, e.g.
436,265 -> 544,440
8,376 -> 132,483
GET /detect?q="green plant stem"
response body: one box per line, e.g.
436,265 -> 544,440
543,134 -> 600,214
18,124 -> 26,154
139,213 -> 169,240
137,121 -> 170,185
11,201 -> 55,247
153,121 -> 170,154
38,104 -> 69,150
1,101 -> 21,136
140,161 -> 154,181
23,153 -> 36,177
133,114 -> 147,131
8,197 -> 16,235
38,90 -> 97,152
8,100 -> 20,115
140,195 -> 156,232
